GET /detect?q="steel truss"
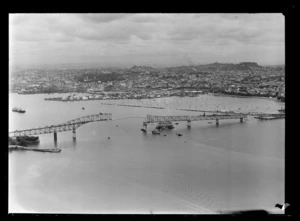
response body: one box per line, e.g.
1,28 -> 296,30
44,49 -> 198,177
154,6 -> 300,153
145,114 -> 248,123
9,113 -> 112,137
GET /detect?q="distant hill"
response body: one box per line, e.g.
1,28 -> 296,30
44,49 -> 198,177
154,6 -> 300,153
130,65 -> 156,72
190,62 -> 262,72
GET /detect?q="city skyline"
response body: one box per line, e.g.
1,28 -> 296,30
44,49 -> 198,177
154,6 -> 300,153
9,13 -> 285,68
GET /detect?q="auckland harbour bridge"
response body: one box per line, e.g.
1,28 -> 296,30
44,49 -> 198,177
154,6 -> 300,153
9,110 -> 284,142
9,113 -> 112,141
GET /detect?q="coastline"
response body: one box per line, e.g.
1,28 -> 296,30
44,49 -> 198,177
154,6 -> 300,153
10,91 -> 284,103
212,92 -> 283,102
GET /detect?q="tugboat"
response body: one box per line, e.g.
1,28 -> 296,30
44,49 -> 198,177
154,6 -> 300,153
12,107 -> 26,113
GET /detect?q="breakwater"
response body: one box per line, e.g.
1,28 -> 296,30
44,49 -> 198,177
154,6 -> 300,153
100,102 -> 165,109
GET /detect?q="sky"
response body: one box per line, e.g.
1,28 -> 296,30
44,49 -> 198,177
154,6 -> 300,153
9,13 -> 285,68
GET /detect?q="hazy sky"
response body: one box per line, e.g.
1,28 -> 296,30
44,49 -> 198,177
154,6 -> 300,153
9,13 -> 284,68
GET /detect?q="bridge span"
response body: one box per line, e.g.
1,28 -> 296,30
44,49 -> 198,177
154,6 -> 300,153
9,113 -> 112,141
142,112 -> 284,131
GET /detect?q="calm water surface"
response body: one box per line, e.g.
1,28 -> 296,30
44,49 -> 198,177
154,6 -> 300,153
9,93 -> 285,214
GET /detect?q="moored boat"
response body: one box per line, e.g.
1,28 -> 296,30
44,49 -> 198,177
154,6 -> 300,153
12,107 -> 26,113
152,130 -> 160,135
156,122 -> 175,130
10,136 -> 40,146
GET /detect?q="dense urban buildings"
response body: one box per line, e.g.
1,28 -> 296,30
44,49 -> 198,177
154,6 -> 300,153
9,62 -> 285,102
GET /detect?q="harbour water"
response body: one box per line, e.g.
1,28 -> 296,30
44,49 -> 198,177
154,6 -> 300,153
9,93 -> 285,214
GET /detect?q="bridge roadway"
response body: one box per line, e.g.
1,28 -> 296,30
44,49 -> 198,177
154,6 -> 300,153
9,113 -> 112,137
145,113 -> 247,124
142,112 -> 284,130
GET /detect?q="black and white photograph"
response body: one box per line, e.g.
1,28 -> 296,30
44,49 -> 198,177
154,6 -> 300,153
9,13 -> 286,214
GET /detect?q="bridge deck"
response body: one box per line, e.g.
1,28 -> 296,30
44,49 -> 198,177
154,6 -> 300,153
145,114 -> 247,123
9,113 -> 112,137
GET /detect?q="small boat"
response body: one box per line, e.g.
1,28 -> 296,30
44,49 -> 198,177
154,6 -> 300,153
12,107 -> 26,113
141,129 -> 147,133
82,107 -> 85,110
152,130 -> 160,135
177,133 -> 183,136
28,148 -> 62,153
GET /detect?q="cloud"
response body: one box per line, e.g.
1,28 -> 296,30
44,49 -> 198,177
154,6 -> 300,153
78,13 -> 131,23
9,13 -> 285,66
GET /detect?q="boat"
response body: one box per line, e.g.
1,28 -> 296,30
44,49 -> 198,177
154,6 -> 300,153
12,107 -> 26,113
177,133 -> 183,136
255,115 -> 285,120
141,129 -> 147,133
82,107 -> 85,110
152,130 -> 160,135
156,122 -> 175,130
27,148 -> 62,153
9,145 -> 61,153
13,136 -> 40,146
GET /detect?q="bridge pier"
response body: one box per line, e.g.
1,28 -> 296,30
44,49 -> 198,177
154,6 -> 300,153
240,117 -> 244,123
72,128 -> 76,140
187,120 -> 191,129
54,132 -> 57,141
216,118 -> 219,126
142,122 -> 147,132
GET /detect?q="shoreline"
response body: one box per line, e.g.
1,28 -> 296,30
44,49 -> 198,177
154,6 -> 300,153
10,92 -> 284,103
212,93 -> 284,102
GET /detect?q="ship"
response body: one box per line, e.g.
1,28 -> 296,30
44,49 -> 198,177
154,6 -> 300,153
12,107 -> 26,113
156,121 -> 175,130
254,115 -> 285,120
9,136 -> 40,146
